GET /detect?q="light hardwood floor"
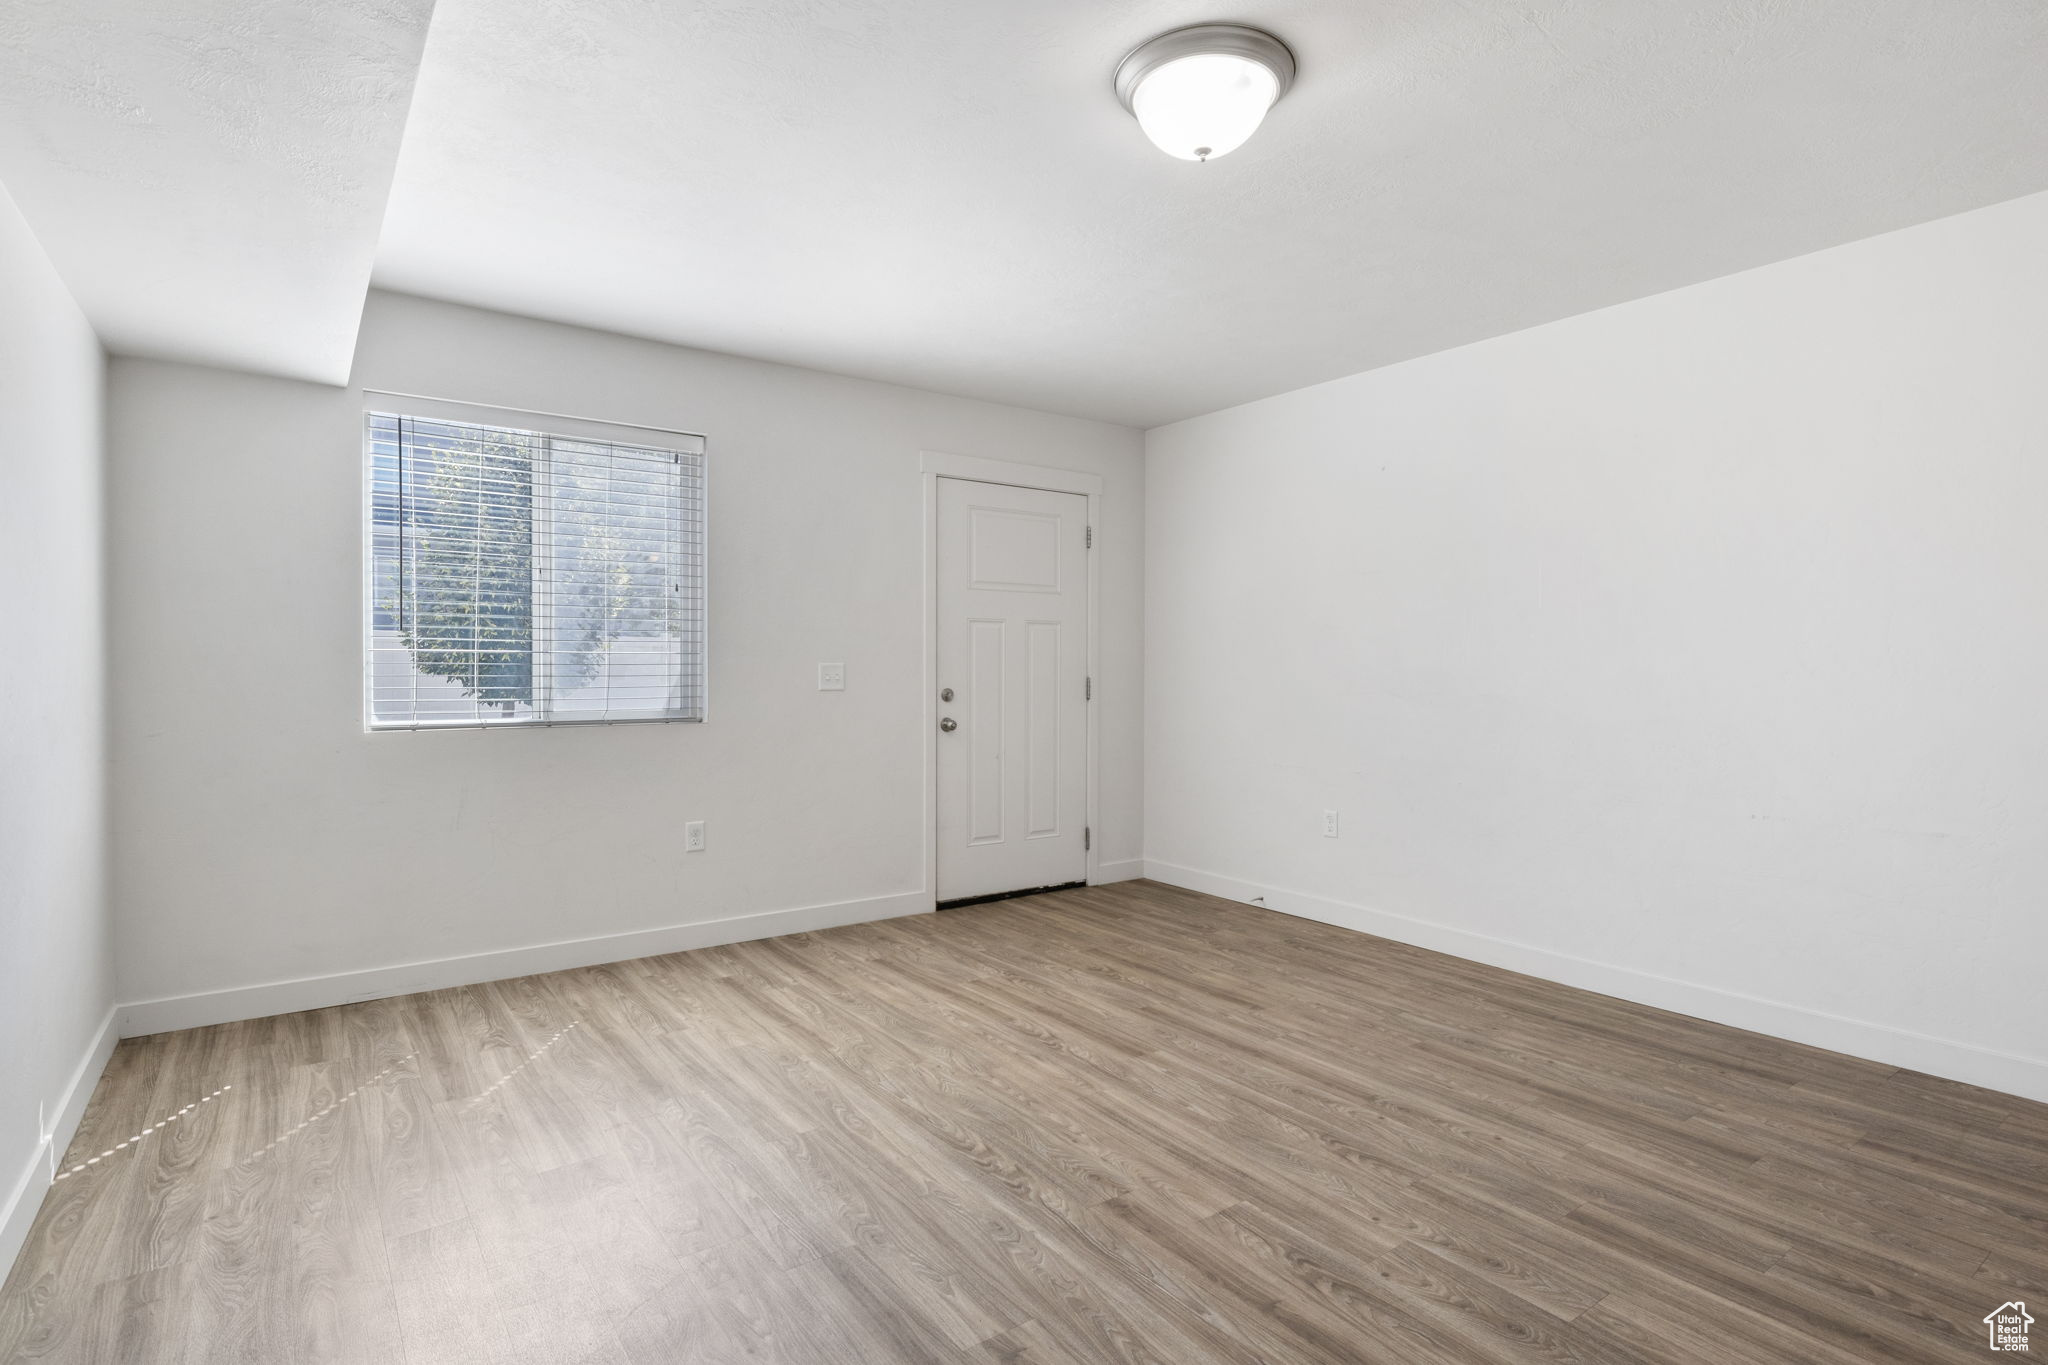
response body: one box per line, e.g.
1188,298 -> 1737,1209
1,881 -> 2041,1363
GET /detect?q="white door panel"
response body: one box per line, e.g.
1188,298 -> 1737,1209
967,616 -> 1004,844
937,478 -> 1088,901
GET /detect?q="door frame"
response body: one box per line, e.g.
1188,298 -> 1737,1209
921,451 -> 1104,907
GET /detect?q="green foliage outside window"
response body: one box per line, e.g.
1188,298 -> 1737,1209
399,427 -> 535,710
391,427 -> 678,712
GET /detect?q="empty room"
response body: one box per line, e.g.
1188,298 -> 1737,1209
2,1 -> 2045,1361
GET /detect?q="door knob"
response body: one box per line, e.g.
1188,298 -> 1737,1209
939,717 -> 957,732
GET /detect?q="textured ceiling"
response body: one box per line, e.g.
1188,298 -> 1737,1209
375,0 -> 2048,426
0,0 -> 433,383
2,2 -> 2046,421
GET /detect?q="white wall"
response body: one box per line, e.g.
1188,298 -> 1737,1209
110,290 -> 1143,1028
0,183 -> 114,1271
1146,191 -> 2048,1101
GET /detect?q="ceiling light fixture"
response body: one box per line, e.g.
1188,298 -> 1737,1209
1114,23 -> 1296,163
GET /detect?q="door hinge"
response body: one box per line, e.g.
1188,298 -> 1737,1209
1085,676 -> 1092,701
1084,826 -> 1091,851
1085,525 -> 1093,549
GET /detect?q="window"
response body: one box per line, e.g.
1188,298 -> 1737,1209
365,408 -> 705,728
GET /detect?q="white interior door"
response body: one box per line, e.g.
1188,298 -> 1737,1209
936,477 -> 1089,902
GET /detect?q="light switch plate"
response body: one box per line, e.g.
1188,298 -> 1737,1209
818,662 -> 845,691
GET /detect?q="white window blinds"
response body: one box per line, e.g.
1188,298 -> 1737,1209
366,410 -> 705,728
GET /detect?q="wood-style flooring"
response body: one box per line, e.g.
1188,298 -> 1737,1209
1,880 -> 2042,1363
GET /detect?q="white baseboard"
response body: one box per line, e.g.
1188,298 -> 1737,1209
2,1006 -> 118,1284
118,890 -> 932,1038
1092,859 -> 1145,884
1143,859 -> 2048,1105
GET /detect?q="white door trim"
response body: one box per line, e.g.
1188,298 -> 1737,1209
921,451 -> 1103,906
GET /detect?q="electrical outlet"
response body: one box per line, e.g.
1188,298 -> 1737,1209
818,662 -> 845,691
684,820 -> 706,852
1322,809 -> 1340,838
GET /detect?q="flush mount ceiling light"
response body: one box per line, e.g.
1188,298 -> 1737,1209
1114,23 -> 1296,163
